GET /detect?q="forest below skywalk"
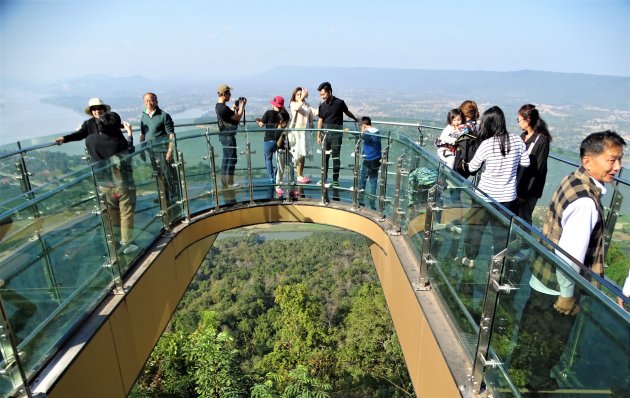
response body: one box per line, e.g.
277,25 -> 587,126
129,228 -> 415,398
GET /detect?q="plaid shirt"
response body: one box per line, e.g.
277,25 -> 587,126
532,166 -> 605,290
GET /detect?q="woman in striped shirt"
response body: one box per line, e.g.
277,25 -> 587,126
461,106 -> 530,268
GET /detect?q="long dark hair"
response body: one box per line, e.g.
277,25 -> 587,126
479,106 -> 510,156
519,104 -> 552,142
290,86 -> 303,102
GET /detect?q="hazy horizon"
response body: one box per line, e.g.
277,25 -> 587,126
2,0 -> 629,88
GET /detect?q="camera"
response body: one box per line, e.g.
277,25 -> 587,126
234,97 -> 247,109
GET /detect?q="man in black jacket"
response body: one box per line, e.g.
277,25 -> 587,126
55,98 -> 137,254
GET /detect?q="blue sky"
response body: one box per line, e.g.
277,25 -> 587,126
1,0 -> 629,87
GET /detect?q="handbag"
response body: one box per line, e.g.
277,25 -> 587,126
276,132 -> 286,148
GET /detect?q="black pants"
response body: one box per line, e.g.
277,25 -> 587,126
323,132 -> 342,182
463,200 -> 514,259
511,289 -> 576,391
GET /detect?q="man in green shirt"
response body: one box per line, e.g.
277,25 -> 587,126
140,92 -> 180,209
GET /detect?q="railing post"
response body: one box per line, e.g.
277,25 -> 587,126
97,188 -> 124,294
604,182 -> 622,254
0,281 -> 32,398
204,129 -> 220,210
469,248 -> 512,395
177,151 -> 191,223
351,135 -> 362,210
416,184 -> 441,291
245,141 -> 255,205
319,131 -> 329,205
377,144 -> 390,220
151,146 -> 172,233
15,147 -> 62,304
389,154 -> 406,235
416,126 -> 425,147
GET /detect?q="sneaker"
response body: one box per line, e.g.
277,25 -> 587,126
331,180 -> 339,187
317,180 -> 330,187
297,176 -> 311,184
433,223 -> 447,231
461,257 -> 474,268
227,183 -> 240,189
512,248 -> 532,262
449,225 -> 462,234
275,187 -> 285,197
121,242 -> 138,255
290,189 -> 300,198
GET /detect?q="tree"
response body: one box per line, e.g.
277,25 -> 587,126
185,311 -> 242,398
337,283 -> 415,397
259,283 -> 332,378
251,365 -> 331,398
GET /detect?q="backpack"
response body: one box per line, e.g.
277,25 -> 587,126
452,132 -> 480,178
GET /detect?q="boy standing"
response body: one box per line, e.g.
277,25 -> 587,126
357,116 -> 381,210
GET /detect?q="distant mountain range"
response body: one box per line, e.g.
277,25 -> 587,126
244,67 -> 630,109
40,67 -> 630,110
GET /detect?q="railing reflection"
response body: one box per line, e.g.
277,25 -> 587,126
0,120 -> 628,397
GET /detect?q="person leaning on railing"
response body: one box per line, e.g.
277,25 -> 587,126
316,81 -> 357,187
512,130 -> 626,393
54,98 -> 138,254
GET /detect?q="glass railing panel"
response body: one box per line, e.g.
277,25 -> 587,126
114,149 -> 164,273
486,223 -> 630,397
0,178 -> 116,387
177,129 -> 218,215
20,143 -> 89,190
428,184 -> 515,358
248,128 -> 279,202
607,178 -> 629,292
0,153 -> 26,202
400,143 -> 440,236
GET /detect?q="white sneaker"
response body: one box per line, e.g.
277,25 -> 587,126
449,225 -> 462,234
461,257 -> 474,268
433,223 -> 447,231
228,183 -> 240,189
121,242 -> 138,255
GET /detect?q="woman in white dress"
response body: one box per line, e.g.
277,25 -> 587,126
288,86 -> 315,183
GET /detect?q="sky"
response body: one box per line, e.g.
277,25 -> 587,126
1,0 -> 630,89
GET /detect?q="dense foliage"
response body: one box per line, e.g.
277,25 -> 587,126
130,229 -> 415,397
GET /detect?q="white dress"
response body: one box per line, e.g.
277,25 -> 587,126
289,100 -> 315,159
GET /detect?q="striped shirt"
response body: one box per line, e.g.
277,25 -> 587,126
469,134 -> 529,203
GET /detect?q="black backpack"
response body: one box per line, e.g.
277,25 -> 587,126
452,132 -> 480,178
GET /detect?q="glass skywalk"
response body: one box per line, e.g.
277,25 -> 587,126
0,119 -> 628,397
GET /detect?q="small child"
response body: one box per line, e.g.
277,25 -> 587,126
435,108 -> 464,169
358,116 -> 382,210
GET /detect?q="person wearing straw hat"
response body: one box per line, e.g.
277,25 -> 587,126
54,98 -> 137,254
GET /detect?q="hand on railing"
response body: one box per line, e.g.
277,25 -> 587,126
554,296 -> 580,316
54,136 -> 65,145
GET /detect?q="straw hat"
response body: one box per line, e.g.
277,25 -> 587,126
84,98 -> 111,115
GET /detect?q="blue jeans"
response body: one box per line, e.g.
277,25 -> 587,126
263,140 -> 277,183
358,158 -> 380,209
220,134 -> 237,177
